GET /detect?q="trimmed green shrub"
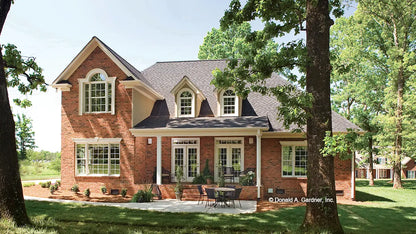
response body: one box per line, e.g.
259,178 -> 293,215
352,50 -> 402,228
84,188 -> 90,197
50,185 -> 56,194
100,186 -> 107,194
71,184 -> 79,193
55,180 -> 61,187
40,181 -> 52,188
121,188 -> 127,197
22,182 -> 35,187
192,174 -> 206,184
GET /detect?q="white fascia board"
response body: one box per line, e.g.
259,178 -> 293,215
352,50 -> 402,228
72,138 -> 122,144
120,80 -> 164,100
51,83 -> 72,91
129,127 -> 268,137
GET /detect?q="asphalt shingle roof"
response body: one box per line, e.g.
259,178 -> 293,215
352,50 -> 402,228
140,60 -> 360,132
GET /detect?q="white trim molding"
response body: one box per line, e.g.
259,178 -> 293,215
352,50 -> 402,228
176,88 -> 196,118
129,127 -> 268,137
73,137 -> 122,144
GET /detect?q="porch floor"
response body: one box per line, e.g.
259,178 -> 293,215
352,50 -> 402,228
25,196 -> 257,214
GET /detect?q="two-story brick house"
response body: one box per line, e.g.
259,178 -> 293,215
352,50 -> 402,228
52,37 -> 359,200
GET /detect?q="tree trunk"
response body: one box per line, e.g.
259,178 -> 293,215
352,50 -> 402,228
0,0 -> 30,226
301,0 -> 343,233
368,136 -> 374,186
393,70 -> 404,189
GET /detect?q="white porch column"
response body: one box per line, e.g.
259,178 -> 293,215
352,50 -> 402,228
256,130 -> 262,199
156,136 -> 162,185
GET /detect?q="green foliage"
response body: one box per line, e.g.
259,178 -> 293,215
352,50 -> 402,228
121,188 -> 127,198
239,171 -> 255,186
174,166 -> 184,193
2,43 -> 47,107
192,174 -> 206,184
22,182 -> 35,187
40,181 -> 51,189
49,185 -> 56,195
100,186 -> 107,194
131,186 -> 154,203
19,150 -> 61,180
84,188 -> 90,198
15,114 -> 36,160
55,181 -> 60,187
71,184 -> 79,193
321,130 -> 359,159
202,159 -> 212,178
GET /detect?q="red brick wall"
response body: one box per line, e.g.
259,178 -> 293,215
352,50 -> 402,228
260,138 -> 353,200
402,159 -> 416,178
60,47 -> 138,194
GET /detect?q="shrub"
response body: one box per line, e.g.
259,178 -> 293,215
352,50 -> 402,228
22,182 -> 35,187
192,174 -> 206,184
52,183 -> 59,191
131,186 -> 154,203
121,188 -> 127,197
55,180 -> 61,187
84,188 -> 90,197
50,185 -> 56,194
40,181 -> 51,188
71,184 -> 79,193
239,171 -> 255,186
100,186 -> 107,194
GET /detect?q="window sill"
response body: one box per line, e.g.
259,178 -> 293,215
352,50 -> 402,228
75,175 -> 120,177
281,176 -> 307,179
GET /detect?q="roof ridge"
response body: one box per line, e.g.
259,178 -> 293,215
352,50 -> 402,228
155,59 -> 230,64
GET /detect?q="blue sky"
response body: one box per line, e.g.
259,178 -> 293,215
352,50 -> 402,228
2,1 -> 356,152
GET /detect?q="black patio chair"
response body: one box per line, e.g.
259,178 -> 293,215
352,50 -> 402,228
229,188 -> 242,208
205,188 -> 217,207
223,167 -> 235,183
197,185 -> 207,205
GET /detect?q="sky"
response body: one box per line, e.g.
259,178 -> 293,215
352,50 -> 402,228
2,1 -> 356,152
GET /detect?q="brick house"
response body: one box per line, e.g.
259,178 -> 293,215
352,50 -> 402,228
52,37 -> 359,200
355,154 -> 416,180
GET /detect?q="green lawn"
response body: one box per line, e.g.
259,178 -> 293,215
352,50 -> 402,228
1,179 -> 415,233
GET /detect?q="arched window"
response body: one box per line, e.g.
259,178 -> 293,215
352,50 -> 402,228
79,68 -> 116,114
178,89 -> 194,117
221,89 -> 238,116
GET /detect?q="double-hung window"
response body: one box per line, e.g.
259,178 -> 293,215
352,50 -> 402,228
75,138 -> 121,176
281,142 -> 307,177
177,88 -> 195,117
220,89 -> 239,116
79,68 -> 116,115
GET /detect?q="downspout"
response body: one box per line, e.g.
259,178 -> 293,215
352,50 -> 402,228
351,151 -> 355,200
256,129 -> 262,199
156,136 -> 162,185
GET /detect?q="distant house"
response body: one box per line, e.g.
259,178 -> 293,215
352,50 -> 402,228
355,154 -> 416,179
52,37 -> 360,200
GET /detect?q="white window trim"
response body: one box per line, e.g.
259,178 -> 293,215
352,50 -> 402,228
214,137 -> 244,182
280,141 -> 307,178
74,138 -> 122,177
220,89 -> 239,117
176,88 -> 195,118
171,138 -> 200,182
79,68 -> 116,115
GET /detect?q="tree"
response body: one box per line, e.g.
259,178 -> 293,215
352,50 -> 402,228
15,114 -> 36,160
199,22 -> 278,60
213,0 -> 344,232
357,0 -> 416,189
0,0 -> 46,225
330,12 -> 388,186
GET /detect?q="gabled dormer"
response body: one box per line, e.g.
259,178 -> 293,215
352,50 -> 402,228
216,88 -> 242,117
170,76 -> 206,118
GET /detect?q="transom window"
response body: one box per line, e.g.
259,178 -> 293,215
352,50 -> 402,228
220,89 -> 239,116
282,145 -> 307,177
177,88 -> 195,117
79,68 -> 116,115
75,138 -> 121,176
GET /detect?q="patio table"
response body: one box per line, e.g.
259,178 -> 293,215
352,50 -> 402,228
214,187 -> 235,207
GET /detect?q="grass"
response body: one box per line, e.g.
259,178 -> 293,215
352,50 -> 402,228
19,160 -> 60,181
2,179 -> 415,233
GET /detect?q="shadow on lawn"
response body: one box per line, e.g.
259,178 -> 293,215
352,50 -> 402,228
355,190 -> 394,202
339,205 -> 416,233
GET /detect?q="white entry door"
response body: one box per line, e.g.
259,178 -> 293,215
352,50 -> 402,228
215,138 -> 244,182
172,138 -> 200,182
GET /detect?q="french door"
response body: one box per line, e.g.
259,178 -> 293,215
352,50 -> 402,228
214,138 -> 244,182
172,138 -> 200,182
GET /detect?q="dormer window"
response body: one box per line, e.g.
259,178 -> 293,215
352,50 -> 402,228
79,68 -> 116,115
177,88 -> 195,117
221,89 -> 239,116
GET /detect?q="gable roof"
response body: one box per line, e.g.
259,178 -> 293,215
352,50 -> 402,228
51,37 -> 163,100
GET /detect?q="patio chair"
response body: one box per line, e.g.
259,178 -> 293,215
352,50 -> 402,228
205,188 -> 217,207
229,188 -> 242,208
197,185 -> 207,205
223,167 -> 235,183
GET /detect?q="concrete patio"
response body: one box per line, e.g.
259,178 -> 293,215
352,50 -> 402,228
25,196 -> 257,214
